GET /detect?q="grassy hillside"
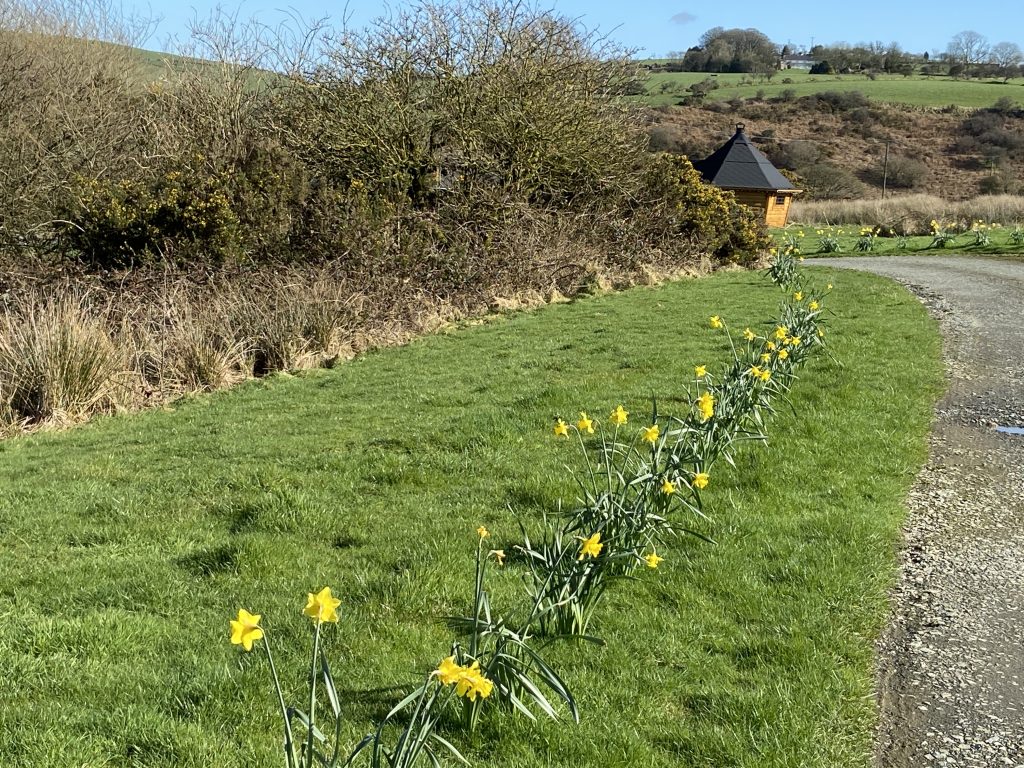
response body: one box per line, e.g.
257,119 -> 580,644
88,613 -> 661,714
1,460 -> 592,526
635,71 -> 1024,109
645,96 -> 1024,199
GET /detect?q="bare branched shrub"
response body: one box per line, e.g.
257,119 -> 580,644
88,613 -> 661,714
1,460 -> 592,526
0,0 -> 152,247
798,163 -> 867,200
869,155 -> 928,189
288,1 -> 642,204
275,0 -> 680,279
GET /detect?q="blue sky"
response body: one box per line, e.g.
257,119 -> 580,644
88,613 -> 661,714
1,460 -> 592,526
138,1 -> 1022,57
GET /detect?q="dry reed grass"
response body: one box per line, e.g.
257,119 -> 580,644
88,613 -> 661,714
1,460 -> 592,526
0,245 -> 705,435
790,194 -> 1024,234
0,293 -> 131,425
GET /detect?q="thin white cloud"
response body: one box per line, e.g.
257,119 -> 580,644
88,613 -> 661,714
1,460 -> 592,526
670,11 -> 697,25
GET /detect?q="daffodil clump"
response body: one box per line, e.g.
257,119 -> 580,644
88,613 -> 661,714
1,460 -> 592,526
229,588 -> 357,768
444,526 -> 579,731
929,218 -> 958,248
817,229 -> 841,253
536,254 -> 833,640
969,220 -> 992,246
228,580 -> 515,767
854,226 -> 876,252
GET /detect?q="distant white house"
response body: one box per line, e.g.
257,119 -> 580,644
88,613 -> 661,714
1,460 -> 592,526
779,54 -> 819,70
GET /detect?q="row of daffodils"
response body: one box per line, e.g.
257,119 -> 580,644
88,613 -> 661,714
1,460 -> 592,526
228,249 -> 829,767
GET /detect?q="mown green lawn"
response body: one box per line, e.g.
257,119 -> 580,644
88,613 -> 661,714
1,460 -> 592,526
0,267 -> 943,767
636,71 -> 1024,108
772,224 -> 1024,257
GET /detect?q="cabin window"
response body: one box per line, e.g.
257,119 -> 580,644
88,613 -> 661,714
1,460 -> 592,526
775,195 -> 786,205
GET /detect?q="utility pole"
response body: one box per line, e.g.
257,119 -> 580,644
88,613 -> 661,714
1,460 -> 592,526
881,140 -> 890,199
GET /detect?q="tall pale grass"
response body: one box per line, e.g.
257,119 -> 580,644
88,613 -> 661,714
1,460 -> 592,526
0,293 -> 130,425
790,194 -> 1024,234
0,243 -> 686,436
165,308 -> 249,393
0,268 -> 425,433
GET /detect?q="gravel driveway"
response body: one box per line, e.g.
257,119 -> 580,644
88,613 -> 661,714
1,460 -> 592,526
809,256 -> 1024,768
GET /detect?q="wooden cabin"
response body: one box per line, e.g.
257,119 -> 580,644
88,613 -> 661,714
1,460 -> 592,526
693,124 -> 801,227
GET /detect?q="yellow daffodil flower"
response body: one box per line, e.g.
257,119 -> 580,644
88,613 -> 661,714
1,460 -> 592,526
491,549 -> 506,565
644,552 -> 664,569
759,369 -> 771,382
743,328 -> 756,341
695,365 -> 707,378
794,291 -> 803,301
454,661 -> 494,701
477,525 -> 490,539
760,352 -> 771,363
749,365 -> 762,378
693,472 -> 710,490
578,532 -> 603,560
778,348 -> 789,360
230,609 -> 264,652
467,674 -> 494,701
641,424 -> 660,444
437,656 -> 463,685
577,412 -> 594,434
766,340 -> 777,351
774,325 -> 788,340
697,392 -> 715,422
826,283 -> 833,290
790,336 -> 802,346
437,657 -> 495,701
609,405 -> 629,425
661,478 -> 676,495
809,300 -> 819,311
709,315 -> 723,329
553,418 -> 569,438
303,587 -> 341,625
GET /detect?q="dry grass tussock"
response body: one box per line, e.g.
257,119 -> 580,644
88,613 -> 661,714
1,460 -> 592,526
0,292 -> 130,427
790,194 -> 1024,234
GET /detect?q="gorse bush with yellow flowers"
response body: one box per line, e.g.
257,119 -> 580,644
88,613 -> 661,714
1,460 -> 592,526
66,171 -> 241,267
228,252 -> 832,766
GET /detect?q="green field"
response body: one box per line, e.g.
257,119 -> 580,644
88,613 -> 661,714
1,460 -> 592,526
636,71 -> 1024,109
772,224 -> 1024,257
0,269 -> 943,766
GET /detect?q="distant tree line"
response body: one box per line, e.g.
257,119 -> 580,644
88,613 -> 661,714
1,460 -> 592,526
661,27 -> 1023,80
666,28 -> 778,76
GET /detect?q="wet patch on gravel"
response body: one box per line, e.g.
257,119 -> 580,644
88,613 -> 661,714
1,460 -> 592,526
810,257 -> 1024,768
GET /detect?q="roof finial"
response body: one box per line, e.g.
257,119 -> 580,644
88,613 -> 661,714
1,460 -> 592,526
736,122 -> 746,134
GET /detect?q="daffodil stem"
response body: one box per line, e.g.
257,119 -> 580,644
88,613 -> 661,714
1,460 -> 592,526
471,539 -> 483,659
575,426 -> 597,490
263,635 -> 298,768
724,322 -> 738,361
306,620 -> 322,768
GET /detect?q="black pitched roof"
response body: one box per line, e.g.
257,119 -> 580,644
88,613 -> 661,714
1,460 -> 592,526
693,124 -> 798,191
